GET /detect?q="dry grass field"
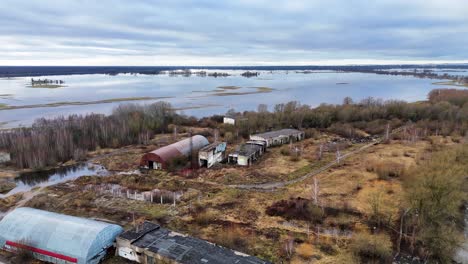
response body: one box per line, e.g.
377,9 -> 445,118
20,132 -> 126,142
0,130 -> 463,263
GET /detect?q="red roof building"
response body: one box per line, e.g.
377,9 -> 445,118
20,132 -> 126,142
140,135 -> 209,170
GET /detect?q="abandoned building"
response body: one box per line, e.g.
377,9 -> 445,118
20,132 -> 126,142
245,140 -> 267,152
116,221 -> 271,264
223,116 -> 236,125
228,143 -> 264,166
198,142 -> 227,168
250,128 -> 304,147
140,135 -> 209,170
0,207 -> 123,264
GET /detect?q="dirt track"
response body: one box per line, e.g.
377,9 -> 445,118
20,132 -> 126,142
228,126 -> 406,190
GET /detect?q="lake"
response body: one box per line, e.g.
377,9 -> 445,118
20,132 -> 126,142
0,70 -> 460,128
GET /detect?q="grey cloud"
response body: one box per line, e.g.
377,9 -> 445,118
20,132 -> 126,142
0,0 -> 467,65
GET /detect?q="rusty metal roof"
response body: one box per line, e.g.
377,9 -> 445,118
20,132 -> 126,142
148,135 -> 209,162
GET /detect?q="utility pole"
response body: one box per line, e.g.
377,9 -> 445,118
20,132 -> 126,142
189,129 -> 195,169
214,128 -> 219,143
318,144 -> 323,160
385,123 -> 390,141
336,145 -> 341,164
312,177 -> 319,206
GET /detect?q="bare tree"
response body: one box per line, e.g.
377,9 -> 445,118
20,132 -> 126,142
312,176 -> 320,206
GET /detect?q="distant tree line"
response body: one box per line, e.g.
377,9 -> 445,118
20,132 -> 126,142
346,68 -> 468,85
1,89 -> 466,169
202,88 -> 468,141
31,78 -> 64,85
240,71 -> 259,77
167,70 -> 230,77
0,102 -> 176,169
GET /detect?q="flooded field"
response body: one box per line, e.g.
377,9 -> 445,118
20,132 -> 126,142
0,70 -> 460,128
0,163 -> 108,198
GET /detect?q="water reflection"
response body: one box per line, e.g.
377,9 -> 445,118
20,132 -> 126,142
0,163 -> 108,198
0,71 -> 455,128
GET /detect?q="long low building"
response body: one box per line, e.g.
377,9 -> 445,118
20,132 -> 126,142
116,221 -> 271,264
141,135 -> 209,170
250,128 -> 304,147
0,207 -> 123,264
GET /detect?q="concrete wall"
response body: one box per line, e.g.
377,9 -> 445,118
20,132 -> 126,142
116,238 -> 142,263
199,142 -> 226,168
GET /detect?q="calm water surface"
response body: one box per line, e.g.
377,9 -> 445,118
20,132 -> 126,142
0,70 -> 457,128
0,163 -> 108,198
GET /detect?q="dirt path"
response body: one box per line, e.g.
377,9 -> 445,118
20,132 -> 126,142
0,187 -> 44,220
227,126 -> 406,190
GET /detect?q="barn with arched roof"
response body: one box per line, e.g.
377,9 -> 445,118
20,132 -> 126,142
0,207 -> 123,264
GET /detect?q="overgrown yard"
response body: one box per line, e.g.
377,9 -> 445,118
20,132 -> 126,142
0,132 -> 464,263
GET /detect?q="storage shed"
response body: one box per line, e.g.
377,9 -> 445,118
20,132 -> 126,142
140,135 -> 209,170
250,129 -> 304,147
223,116 -> 236,125
0,207 -> 123,264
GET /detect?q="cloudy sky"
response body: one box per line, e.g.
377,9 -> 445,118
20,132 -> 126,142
1,0 -> 468,66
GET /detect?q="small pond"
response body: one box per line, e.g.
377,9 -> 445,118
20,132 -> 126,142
0,163 -> 108,198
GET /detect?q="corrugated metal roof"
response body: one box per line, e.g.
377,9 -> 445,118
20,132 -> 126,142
148,135 -> 209,163
0,207 -> 123,264
199,142 -> 227,152
251,129 -> 303,140
232,144 -> 262,156
120,222 -> 271,264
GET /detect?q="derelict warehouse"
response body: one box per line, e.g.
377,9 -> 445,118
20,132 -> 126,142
0,207 -> 123,264
140,135 -> 209,170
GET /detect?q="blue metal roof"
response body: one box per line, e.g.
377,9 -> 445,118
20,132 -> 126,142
0,207 -> 123,264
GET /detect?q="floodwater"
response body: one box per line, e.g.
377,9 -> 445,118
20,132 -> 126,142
0,163 -> 108,198
0,70 -> 463,128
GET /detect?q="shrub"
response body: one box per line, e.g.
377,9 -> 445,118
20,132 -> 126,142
224,132 -> 234,143
193,210 -> 216,226
366,160 -> 405,180
214,227 -> 250,253
280,146 -> 291,156
318,242 -> 337,255
266,198 -> 324,223
304,128 -> 319,139
349,232 -> 392,262
290,155 -> 300,162
296,243 -> 315,259
333,213 -> 354,230
166,156 -> 189,172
